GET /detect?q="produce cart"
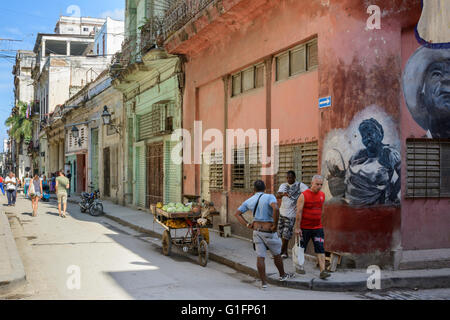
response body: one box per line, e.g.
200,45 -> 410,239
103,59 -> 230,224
151,202 -> 216,267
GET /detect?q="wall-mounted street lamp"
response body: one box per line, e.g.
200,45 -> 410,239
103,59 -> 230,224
71,125 -> 82,146
65,106 -> 122,146
101,106 -> 122,136
71,125 -> 79,138
101,105 -> 112,125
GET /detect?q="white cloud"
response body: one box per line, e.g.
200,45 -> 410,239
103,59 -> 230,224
100,9 -> 125,21
4,27 -> 23,36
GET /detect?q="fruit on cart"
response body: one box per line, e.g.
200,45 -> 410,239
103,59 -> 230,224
156,202 -> 163,209
165,219 -> 188,228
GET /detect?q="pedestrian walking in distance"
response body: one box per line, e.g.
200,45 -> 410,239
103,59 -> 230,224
5,172 -> 17,206
235,180 -> 294,289
24,174 -> 32,198
66,171 -> 72,197
295,175 -> 331,280
55,170 -> 70,218
276,171 -> 309,259
29,174 -> 43,217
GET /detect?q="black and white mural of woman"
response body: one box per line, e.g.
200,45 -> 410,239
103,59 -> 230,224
323,106 -> 401,207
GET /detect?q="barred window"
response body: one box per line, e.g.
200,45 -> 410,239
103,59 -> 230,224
276,38 -> 318,81
275,141 -> 319,191
209,152 -> 224,190
406,139 -> 450,198
80,127 -> 86,145
232,148 -> 246,189
231,146 -> 262,191
138,108 -> 162,140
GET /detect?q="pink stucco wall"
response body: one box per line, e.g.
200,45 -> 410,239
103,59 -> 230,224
272,70 -> 319,143
167,0 -> 443,256
400,28 -> 450,250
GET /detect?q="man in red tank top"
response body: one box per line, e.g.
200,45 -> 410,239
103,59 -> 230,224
295,175 -> 331,279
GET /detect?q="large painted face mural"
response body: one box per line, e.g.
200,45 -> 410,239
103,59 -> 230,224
403,0 -> 450,138
322,106 -> 401,207
403,47 -> 450,138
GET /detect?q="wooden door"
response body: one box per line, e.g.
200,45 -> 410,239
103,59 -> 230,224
103,147 -> 110,197
91,129 -> 99,191
76,154 -> 86,193
146,143 -> 164,207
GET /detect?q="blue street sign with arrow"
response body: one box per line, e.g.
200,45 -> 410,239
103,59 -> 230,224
319,96 -> 332,108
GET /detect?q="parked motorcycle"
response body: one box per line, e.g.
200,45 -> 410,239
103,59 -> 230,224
79,188 -> 104,216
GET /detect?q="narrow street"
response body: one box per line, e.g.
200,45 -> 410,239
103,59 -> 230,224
1,193 -> 364,300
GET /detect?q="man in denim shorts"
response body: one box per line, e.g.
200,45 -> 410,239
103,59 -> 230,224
276,171 -> 309,258
235,180 -> 294,289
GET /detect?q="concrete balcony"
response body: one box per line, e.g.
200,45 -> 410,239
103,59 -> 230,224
163,0 -> 277,56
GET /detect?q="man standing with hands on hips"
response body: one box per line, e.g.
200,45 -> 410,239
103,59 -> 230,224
295,175 -> 331,280
235,180 -> 294,289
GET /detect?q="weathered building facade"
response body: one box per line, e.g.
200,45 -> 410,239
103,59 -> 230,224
161,0 -> 447,268
111,0 -> 183,209
12,50 -> 36,178
33,16 -> 117,178
63,72 -> 125,202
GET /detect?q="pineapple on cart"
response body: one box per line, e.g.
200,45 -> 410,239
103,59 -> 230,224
150,201 -> 216,267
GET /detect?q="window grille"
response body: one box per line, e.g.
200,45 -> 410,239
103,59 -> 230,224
406,139 -> 450,198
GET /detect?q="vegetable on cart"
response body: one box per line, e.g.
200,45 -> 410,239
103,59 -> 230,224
150,201 -> 218,267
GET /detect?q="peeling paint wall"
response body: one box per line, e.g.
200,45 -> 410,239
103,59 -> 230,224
166,0 -> 437,262
400,27 -> 450,250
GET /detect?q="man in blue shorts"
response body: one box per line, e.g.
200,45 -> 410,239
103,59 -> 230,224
235,180 -> 294,289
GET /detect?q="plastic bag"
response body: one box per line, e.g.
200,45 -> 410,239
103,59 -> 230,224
28,181 -> 35,196
292,235 -> 305,268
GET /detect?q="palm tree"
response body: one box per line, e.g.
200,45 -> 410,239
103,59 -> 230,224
5,101 -> 33,143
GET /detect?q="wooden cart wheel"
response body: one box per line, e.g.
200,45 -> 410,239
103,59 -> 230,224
198,240 -> 208,267
162,230 -> 172,256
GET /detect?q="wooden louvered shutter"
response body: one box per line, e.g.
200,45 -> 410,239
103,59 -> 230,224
307,40 -> 318,70
135,146 -> 146,207
406,139 -> 449,198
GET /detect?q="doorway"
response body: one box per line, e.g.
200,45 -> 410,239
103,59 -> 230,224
103,147 -> 111,197
146,142 -> 164,206
76,154 -> 86,193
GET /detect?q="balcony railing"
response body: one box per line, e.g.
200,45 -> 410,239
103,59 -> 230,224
140,17 -> 166,54
110,35 -> 137,78
163,0 -> 216,38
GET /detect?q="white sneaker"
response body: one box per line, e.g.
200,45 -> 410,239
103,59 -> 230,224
279,273 -> 295,281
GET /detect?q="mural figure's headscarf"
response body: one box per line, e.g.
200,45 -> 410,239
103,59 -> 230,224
358,118 -> 384,141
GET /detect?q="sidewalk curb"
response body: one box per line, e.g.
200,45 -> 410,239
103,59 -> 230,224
0,211 -> 26,295
60,194 -> 450,293
101,211 -> 450,292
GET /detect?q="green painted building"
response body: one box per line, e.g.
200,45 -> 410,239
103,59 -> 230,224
111,1 -> 183,208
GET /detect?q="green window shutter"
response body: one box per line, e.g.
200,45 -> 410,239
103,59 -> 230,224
135,146 -> 146,207
164,141 -> 181,204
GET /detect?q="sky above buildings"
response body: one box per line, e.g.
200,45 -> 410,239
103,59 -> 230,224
0,0 -> 125,151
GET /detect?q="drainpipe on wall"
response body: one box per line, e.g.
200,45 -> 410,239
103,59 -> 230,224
222,74 -> 230,225
264,56 -> 273,194
178,57 -> 186,203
